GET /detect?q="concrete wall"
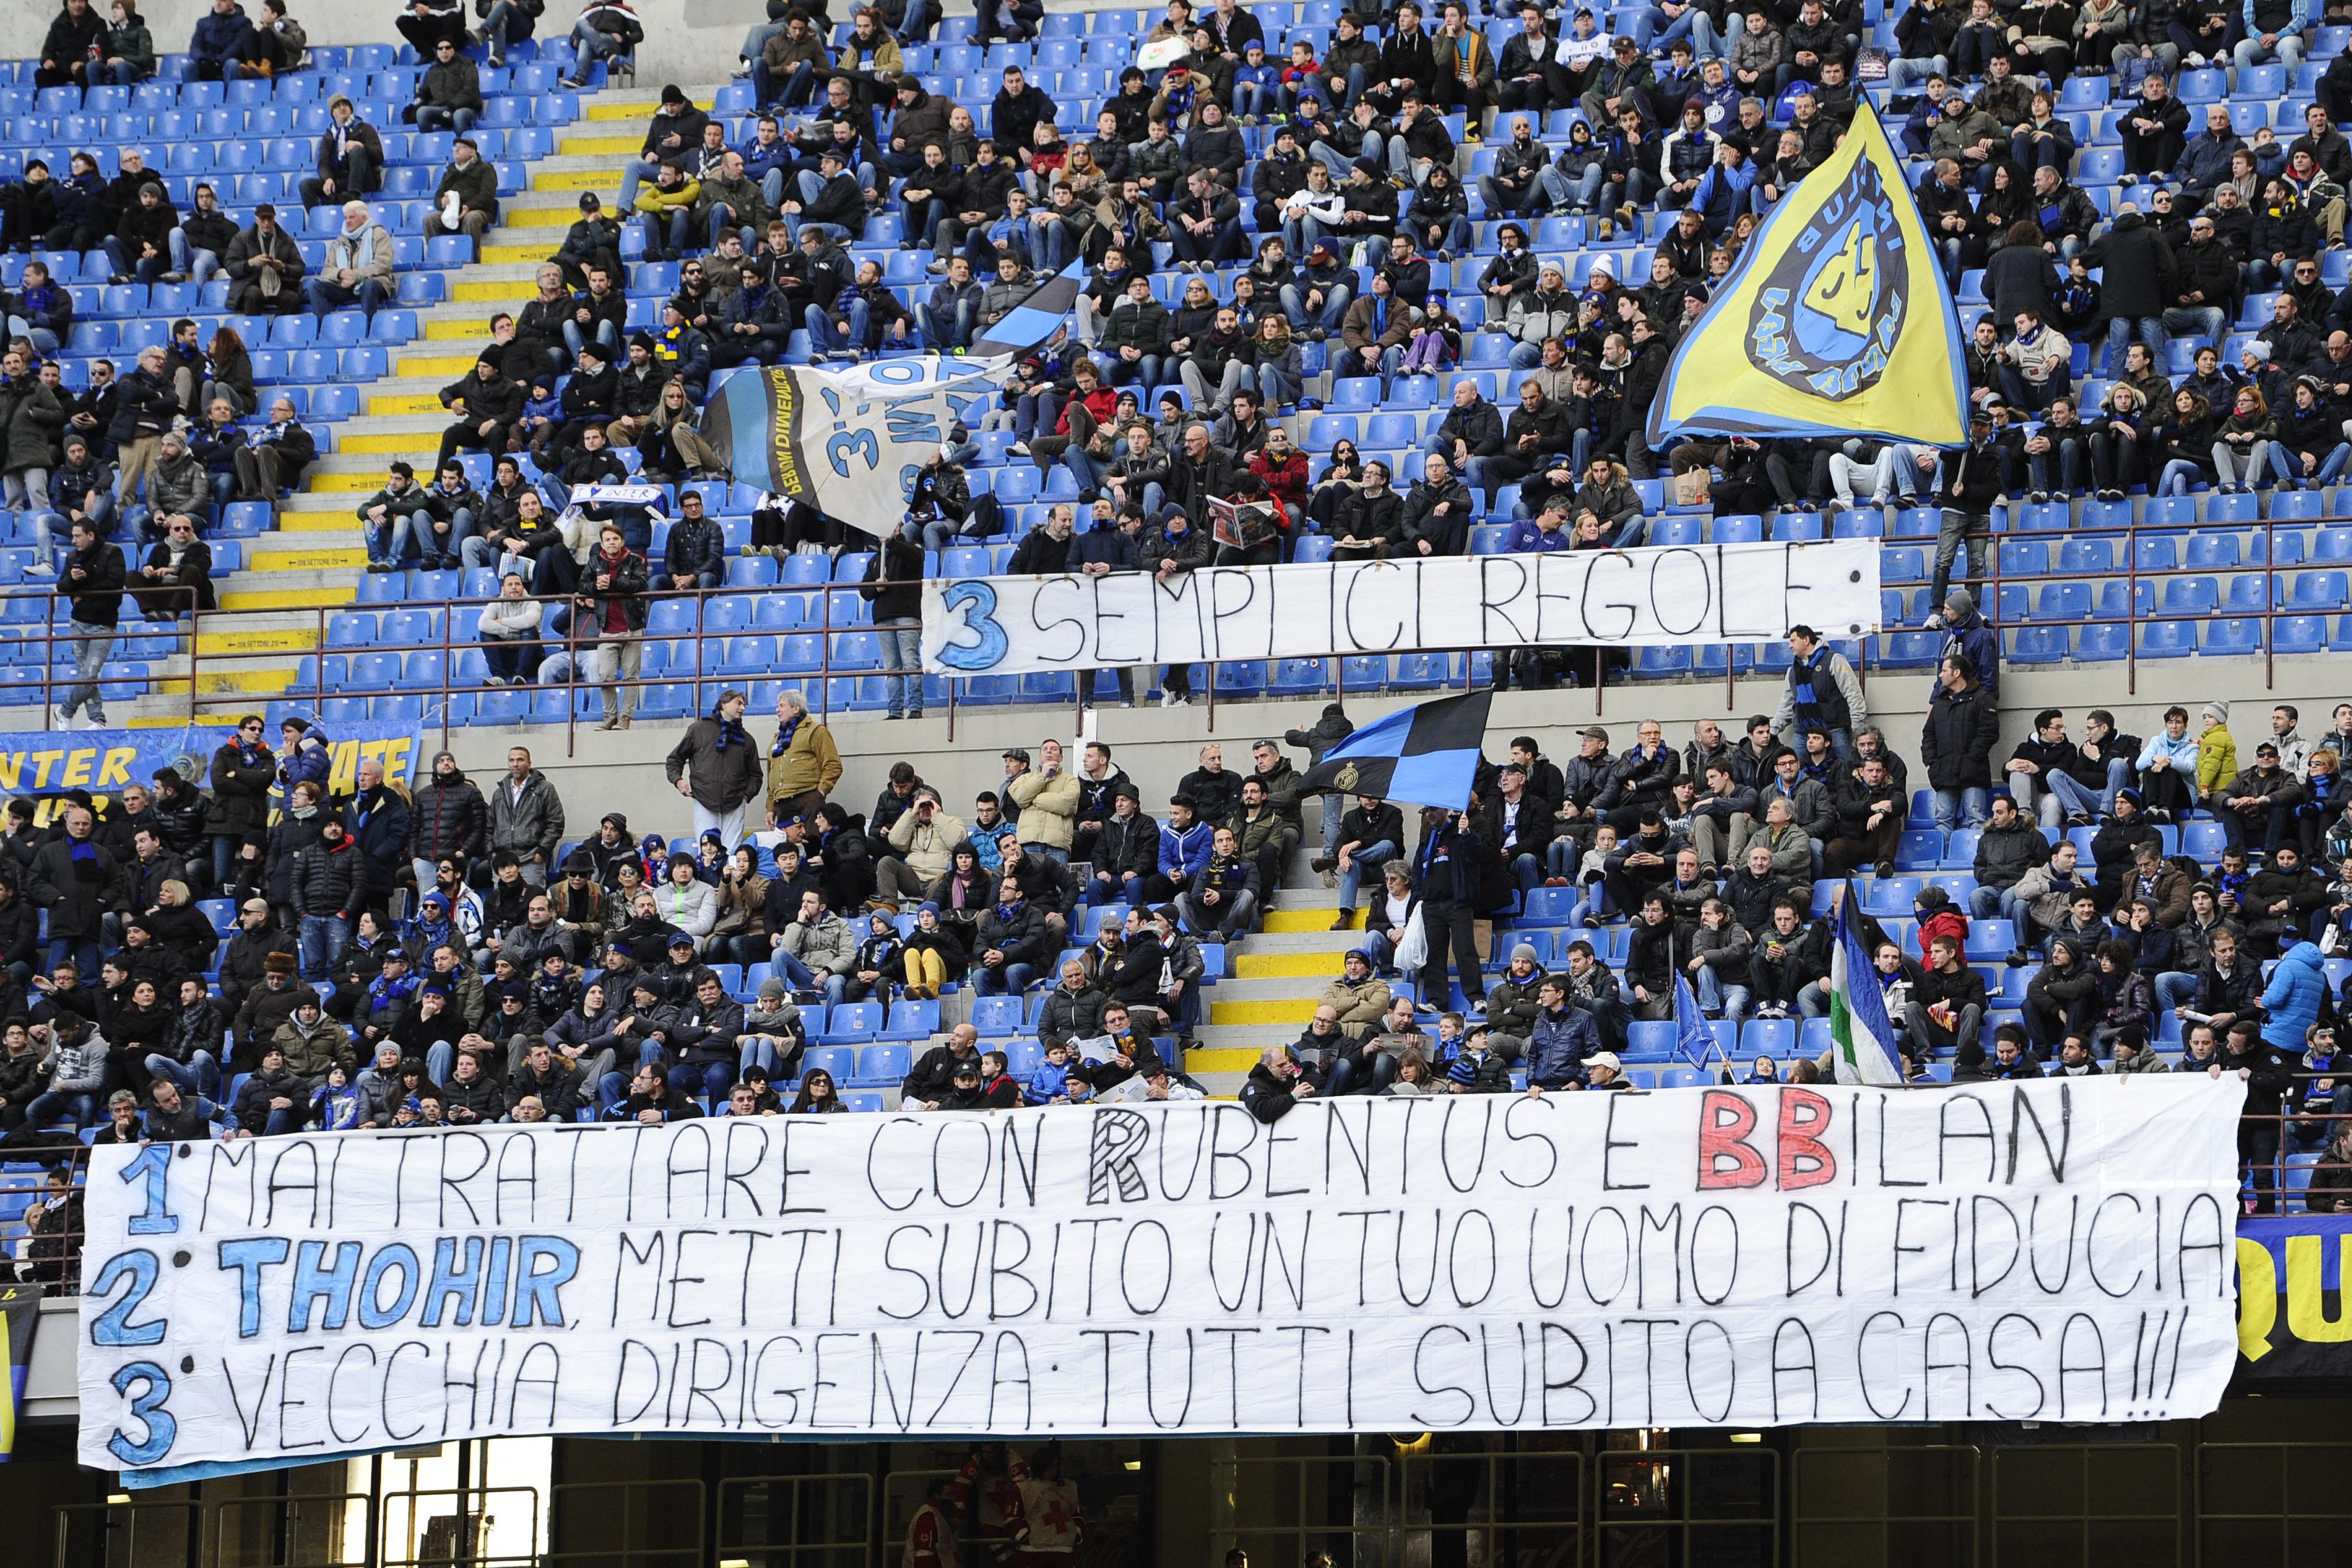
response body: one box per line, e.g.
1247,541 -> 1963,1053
430,656 -> 2352,839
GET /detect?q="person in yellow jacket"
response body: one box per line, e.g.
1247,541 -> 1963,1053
1004,740 -> 1080,861
2198,701 -> 2240,800
766,688 -> 841,828
631,161 -> 702,264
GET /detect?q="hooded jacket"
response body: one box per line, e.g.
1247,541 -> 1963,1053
2262,941 -> 2329,1051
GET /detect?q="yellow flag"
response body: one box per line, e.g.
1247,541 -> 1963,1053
1647,99 -> 1966,447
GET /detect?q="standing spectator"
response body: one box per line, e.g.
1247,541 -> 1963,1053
767,688 -> 841,826
27,804 -> 122,978
665,689 -> 765,846
859,524 -> 925,721
53,516 -> 123,729
1921,654 -> 2000,831
488,744 -> 566,886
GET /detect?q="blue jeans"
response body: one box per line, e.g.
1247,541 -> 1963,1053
2154,971 -> 2204,1015
1693,965 -> 1750,1025
877,618 -> 920,716
2272,441 -> 2352,488
807,296 -> 870,356
1279,282 -> 1351,333
773,949 -> 849,1006
418,506 -> 473,567
562,315 -> 621,364
570,16 -> 627,68
1931,788 -> 1989,832
1336,839 -> 1399,909
47,937 -> 103,981
616,157 -> 655,215
60,619 -> 112,722
30,491 -> 111,569
595,1039 -> 668,1112
365,514 -> 413,566
103,235 -> 174,282
145,1051 -> 222,1101
668,1059 -> 736,1106
2103,315 -> 2164,376
642,206 -> 692,259
974,961 -> 1036,996
25,1090 -> 99,1128
481,0 -> 530,59
2046,757 -> 2131,818
298,913 -> 348,979
416,105 -> 478,135
917,300 -> 975,350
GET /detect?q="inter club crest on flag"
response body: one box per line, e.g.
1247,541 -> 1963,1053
1645,101 -> 1964,447
1747,159 -> 1907,402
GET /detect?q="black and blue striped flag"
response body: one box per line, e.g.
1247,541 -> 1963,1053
1298,690 -> 1491,811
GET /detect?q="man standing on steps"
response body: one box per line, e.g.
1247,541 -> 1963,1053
666,688 -> 765,849
54,516 -> 123,730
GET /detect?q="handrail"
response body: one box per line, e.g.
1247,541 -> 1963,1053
29,504 -> 2352,752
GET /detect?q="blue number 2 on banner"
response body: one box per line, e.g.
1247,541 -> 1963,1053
826,429 -> 880,477
932,582 -> 1008,672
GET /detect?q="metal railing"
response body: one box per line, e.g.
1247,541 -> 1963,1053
714,1474 -> 873,1568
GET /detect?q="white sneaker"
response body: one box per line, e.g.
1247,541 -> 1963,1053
1162,692 -> 1189,707
731,62 -> 752,77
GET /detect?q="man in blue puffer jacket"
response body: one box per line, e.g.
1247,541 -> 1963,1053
280,714 -> 332,798
2261,940 -> 2329,1053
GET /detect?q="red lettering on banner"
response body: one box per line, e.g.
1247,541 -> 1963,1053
1777,1090 -> 1836,1190
1696,1091 -> 1767,1189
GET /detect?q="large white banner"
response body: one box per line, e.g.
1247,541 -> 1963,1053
920,539 -> 1883,675
81,1078 -> 2241,1482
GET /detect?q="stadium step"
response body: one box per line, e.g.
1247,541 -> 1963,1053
1264,907 -> 1364,934
218,584 -> 360,612
249,541 -> 367,572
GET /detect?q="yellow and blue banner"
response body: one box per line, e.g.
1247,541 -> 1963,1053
1647,100 -> 1966,448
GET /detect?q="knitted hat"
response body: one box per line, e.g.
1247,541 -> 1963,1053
1511,943 -> 1540,964
2204,700 -> 2230,724
757,976 -> 787,999
1944,587 -> 1976,616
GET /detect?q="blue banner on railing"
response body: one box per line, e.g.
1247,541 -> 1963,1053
0,719 -> 424,824
2238,1214 -> 2352,1382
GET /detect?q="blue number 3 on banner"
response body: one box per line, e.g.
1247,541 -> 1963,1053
933,582 -> 1008,672
826,429 -> 880,476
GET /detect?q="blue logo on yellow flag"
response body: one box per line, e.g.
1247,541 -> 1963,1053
1648,100 -> 1963,447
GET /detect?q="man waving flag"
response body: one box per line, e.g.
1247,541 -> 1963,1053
1829,882 -> 1905,1086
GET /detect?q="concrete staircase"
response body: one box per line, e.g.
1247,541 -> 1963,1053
1183,850 -> 1367,1096
117,90 -> 685,721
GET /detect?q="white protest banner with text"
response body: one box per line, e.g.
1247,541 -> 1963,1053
919,540 -> 1882,676
81,1078 -> 2241,1482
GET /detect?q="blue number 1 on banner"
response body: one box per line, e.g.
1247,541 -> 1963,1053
122,1145 -> 179,1236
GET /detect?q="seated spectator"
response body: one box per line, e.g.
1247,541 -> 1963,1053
225,204 -> 304,315
304,202 -> 395,320
428,138 -> 501,242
